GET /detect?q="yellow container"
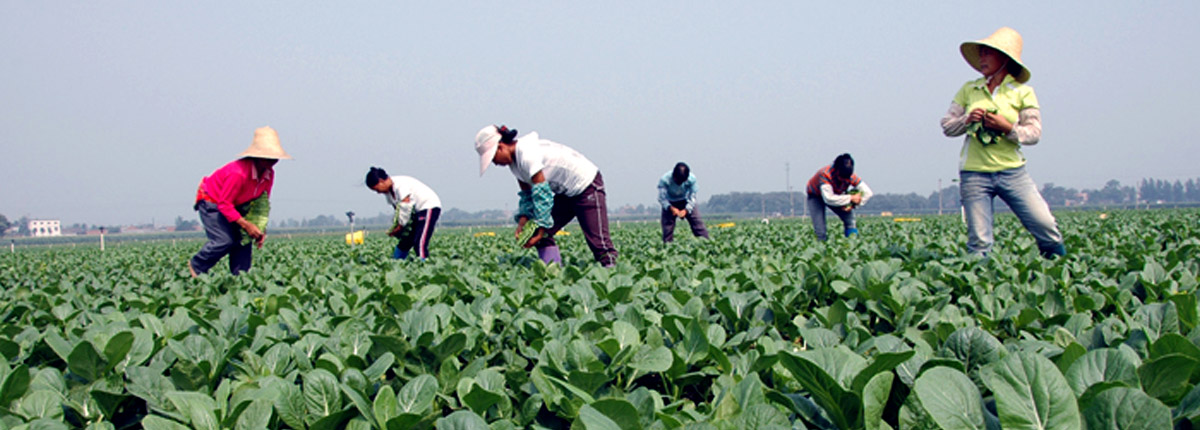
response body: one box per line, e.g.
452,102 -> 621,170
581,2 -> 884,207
345,230 -> 365,245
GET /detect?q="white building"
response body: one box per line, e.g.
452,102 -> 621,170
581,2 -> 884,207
28,220 -> 62,237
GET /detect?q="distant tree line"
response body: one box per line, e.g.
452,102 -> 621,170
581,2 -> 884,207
703,177 -> 1200,215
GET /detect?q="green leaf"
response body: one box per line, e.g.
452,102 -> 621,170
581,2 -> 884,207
862,372 -> 894,430
15,390 -> 64,420
165,391 -> 220,430
1082,387 -> 1171,430
915,367 -> 984,430
575,399 -> 642,430
0,364 -> 30,406
373,385 -> 401,425
1149,333 -> 1200,361
680,319 -> 709,365
234,399 -> 274,430
303,368 -> 344,419
980,351 -> 1081,430
613,321 -> 641,351
778,351 -> 862,430
141,416 -> 191,430
363,352 -> 395,382
940,327 -> 1005,381
67,340 -> 107,382
435,410 -> 490,430
397,374 -> 438,414
574,404 -> 623,430
102,331 -> 134,372
273,381 -> 307,430
1064,348 -> 1141,396
851,350 -> 915,394
629,346 -> 672,373
1137,353 -> 1197,404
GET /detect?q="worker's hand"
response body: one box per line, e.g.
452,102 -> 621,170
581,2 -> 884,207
515,216 -> 529,239
850,194 -> 863,205
968,108 -> 987,123
388,224 -> 405,237
523,227 -> 545,249
842,205 -> 855,212
256,233 -> 266,249
236,219 -> 265,242
982,111 -> 1013,134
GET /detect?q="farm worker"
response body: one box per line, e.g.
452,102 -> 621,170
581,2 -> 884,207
364,167 -> 442,260
940,27 -> 1066,258
475,124 -> 618,267
806,153 -> 873,241
658,162 -> 710,243
188,127 -> 290,276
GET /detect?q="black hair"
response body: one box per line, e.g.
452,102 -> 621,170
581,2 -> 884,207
672,162 -> 690,185
832,153 -> 854,179
496,125 -> 518,144
1006,61 -> 1024,79
365,166 -> 389,188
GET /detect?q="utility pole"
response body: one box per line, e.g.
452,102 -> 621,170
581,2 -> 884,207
787,162 -> 793,217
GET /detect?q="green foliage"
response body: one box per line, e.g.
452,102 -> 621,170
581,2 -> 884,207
0,209 -> 1198,428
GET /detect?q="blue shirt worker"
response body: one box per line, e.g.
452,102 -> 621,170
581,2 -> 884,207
658,162 -> 710,243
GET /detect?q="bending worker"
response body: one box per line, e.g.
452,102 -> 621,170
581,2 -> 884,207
806,153 -> 873,241
365,167 -> 442,260
189,127 -> 290,276
475,124 -> 618,267
658,162 -> 710,243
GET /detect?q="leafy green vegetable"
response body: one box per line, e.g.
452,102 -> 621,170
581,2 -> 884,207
237,193 -> 269,245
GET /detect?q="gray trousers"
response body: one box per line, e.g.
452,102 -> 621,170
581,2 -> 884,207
190,200 -> 253,275
807,195 -> 856,241
661,201 -> 709,243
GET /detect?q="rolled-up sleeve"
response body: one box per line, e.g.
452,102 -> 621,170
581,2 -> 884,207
941,102 -> 969,137
1007,108 -> 1042,146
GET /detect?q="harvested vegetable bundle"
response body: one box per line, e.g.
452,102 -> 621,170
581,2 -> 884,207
237,193 -> 270,245
967,108 -> 1005,145
392,200 -> 416,238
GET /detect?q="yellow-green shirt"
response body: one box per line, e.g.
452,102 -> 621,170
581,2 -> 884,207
949,75 -> 1040,172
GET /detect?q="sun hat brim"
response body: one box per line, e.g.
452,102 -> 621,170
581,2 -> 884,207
238,126 -> 292,160
475,125 -> 501,176
959,27 -> 1031,83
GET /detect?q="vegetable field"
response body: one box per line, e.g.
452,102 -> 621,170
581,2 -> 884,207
2,209 -> 1200,430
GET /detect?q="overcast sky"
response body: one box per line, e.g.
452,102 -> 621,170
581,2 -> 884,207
2,2 -> 1197,226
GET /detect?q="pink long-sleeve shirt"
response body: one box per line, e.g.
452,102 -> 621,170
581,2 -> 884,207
196,158 -> 274,222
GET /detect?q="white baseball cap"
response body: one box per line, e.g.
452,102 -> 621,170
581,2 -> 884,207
475,125 -> 503,176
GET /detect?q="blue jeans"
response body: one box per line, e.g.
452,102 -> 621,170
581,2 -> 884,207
807,195 -> 857,241
960,167 -> 1065,257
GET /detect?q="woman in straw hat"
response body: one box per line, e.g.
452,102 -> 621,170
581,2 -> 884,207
940,27 -> 1066,258
475,124 -> 618,267
188,127 -> 291,276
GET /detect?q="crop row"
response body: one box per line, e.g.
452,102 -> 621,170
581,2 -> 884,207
1,210 -> 1198,429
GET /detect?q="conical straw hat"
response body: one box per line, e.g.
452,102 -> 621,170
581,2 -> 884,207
237,126 -> 292,160
960,27 -> 1031,83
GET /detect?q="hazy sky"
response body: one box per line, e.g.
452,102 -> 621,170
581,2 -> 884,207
2,2 -> 1197,226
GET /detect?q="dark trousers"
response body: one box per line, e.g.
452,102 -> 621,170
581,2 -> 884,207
394,208 -> 440,259
536,172 -> 618,266
807,195 -> 856,241
191,200 -> 253,275
661,201 -> 709,243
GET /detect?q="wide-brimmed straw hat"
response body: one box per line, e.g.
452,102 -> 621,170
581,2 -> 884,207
960,27 -> 1031,83
237,126 -> 292,160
